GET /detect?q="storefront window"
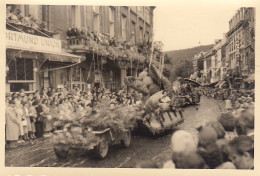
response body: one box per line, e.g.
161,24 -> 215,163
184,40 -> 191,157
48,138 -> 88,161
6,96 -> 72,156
7,58 -> 34,92
7,58 -> 34,80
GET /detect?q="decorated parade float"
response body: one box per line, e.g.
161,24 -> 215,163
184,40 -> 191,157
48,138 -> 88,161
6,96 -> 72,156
125,62 -> 200,136
51,25 -> 201,159
52,100 -> 144,159
52,61 -> 200,159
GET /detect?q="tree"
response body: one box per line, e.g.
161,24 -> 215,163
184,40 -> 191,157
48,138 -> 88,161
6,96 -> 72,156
164,54 -> 171,64
172,60 -> 193,80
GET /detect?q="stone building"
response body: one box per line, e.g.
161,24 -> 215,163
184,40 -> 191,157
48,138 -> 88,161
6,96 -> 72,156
226,7 -> 255,89
6,5 -> 156,92
196,7 -> 255,89
202,48 -> 213,84
6,4 -> 83,93
192,51 -> 205,80
62,6 -> 155,91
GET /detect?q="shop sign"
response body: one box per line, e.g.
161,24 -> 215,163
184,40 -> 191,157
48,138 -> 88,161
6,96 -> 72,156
6,30 -> 61,53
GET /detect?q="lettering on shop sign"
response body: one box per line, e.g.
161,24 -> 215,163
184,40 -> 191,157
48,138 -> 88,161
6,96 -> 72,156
6,30 -> 62,53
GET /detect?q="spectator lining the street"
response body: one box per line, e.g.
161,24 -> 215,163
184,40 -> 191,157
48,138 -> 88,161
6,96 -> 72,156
5,82 -> 254,170
5,98 -> 20,149
227,135 -> 254,169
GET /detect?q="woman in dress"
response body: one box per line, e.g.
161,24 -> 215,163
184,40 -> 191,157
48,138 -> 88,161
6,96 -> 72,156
22,101 -> 30,141
13,97 -> 25,143
41,99 -> 52,137
6,99 -> 20,148
28,102 -> 37,139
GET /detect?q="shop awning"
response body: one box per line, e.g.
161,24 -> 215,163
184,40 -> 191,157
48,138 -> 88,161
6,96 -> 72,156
244,74 -> 255,82
6,46 -> 84,63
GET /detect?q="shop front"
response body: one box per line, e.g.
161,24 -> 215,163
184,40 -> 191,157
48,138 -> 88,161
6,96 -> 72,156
6,30 -> 83,93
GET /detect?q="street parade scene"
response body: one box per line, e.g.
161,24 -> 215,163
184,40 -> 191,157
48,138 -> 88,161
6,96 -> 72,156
5,4 -> 255,170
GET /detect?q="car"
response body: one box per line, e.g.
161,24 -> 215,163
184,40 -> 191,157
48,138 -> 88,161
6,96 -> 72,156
53,123 -> 131,160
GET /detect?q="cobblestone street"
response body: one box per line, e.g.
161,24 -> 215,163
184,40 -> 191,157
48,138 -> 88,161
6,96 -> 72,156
5,96 -> 225,168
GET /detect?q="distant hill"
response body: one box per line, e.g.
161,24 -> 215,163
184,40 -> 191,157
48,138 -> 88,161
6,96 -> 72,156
164,45 -> 214,81
165,45 -> 214,65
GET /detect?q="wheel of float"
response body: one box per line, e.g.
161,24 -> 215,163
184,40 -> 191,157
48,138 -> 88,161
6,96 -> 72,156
121,130 -> 131,148
54,145 -> 69,159
94,139 -> 109,159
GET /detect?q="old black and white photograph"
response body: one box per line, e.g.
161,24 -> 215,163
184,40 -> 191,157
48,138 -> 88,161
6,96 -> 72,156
3,0 -> 258,174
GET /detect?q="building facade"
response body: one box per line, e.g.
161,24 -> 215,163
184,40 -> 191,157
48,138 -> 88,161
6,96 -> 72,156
191,51 -> 204,82
6,5 -> 83,93
64,6 -> 156,91
194,7 -> 255,89
226,7 -> 255,89
6,5 -> 155,93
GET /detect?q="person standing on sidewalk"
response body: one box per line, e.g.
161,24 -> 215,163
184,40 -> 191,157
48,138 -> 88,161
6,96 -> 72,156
34,98 -> 44,138
5,99 -> 20,148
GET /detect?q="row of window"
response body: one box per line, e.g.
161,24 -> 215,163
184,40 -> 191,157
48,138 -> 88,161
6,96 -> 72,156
70,6 -> 150,43
229,30 -> 243,52
10,5 -> 152,44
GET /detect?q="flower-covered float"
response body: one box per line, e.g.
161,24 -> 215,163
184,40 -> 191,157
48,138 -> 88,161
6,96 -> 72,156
124,63 -> 200,135
52,99 -> 142,159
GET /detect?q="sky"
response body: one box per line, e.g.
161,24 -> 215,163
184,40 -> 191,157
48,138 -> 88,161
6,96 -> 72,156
153,2 -> 254,51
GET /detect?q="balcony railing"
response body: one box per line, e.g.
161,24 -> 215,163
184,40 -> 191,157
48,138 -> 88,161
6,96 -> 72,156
66,35 -> 148,64
6,21 -> 55,38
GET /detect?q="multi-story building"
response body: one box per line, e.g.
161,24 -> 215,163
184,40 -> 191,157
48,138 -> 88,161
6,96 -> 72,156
191,51 -> 205,82
211,39 -> 222,83
6,5 -> 83,93
220,34 -> 228,81
226,7 -> 255,89
202,48 -> 213,84
63,6 -> 155,91
196,7 -> 255,89
6,5 -> 156,92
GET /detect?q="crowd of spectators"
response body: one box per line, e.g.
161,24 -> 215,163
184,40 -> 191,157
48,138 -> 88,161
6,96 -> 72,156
5,84 -> 254,169
6,6 -> 52,37
198,87 -> 254,105
5,87 -> 143,149
134,87 -> 254,169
